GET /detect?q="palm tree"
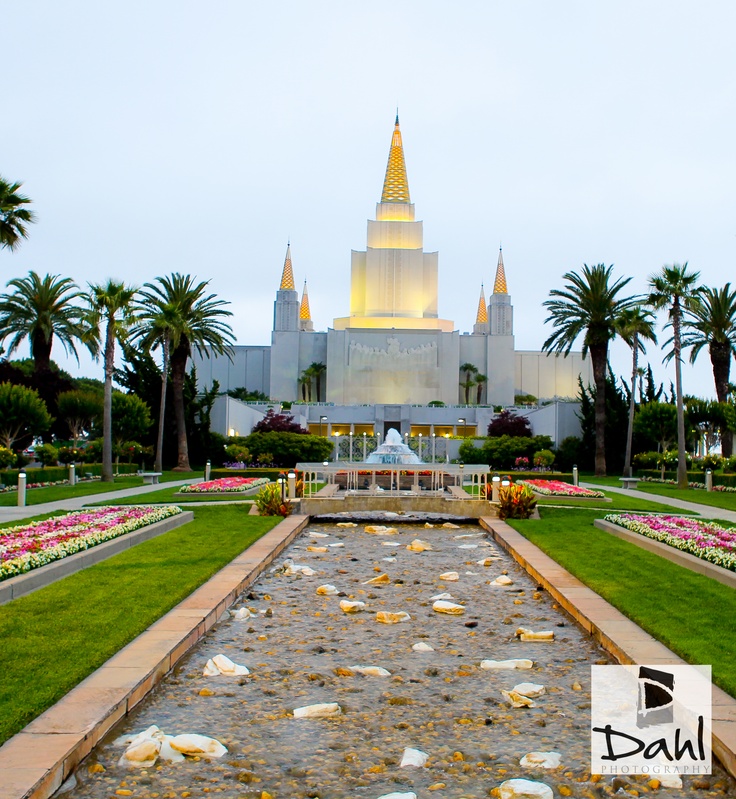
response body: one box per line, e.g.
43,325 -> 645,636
681,284 -> 736,457
129,293 -> 182,472
647,263 -> 701,488
308,362 -> 327,402
0,177 -> 36,251
459,362 -> 477,404
147,274 -> 234,471
616,307 -> 657,477
0,272 -> 89,374
87,280 -> 138,482
475,373 -> 488,405
543,264 -> 635,476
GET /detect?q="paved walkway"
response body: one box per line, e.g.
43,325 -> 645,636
0,479 -> 199,523
581,480 -> 736,522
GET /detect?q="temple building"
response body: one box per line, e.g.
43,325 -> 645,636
194,116 -> 592,438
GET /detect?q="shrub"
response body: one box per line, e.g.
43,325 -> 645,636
83,439 -> 103,463
723,456 -> 736,474
632,451 -> 660,470
497,483 -> 537,520
253,483 -> 292,517
57,446 -> 84,464
225,444 -> 251,463
701,453 -> 723,470
554,436 -> 581,471
243,431 -> 334,467
35,443 -> 59,467
533,449 -> 555,469
488,410 -> 532,438
0,446 -> 16,469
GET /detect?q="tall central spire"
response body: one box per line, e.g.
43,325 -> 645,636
380,115 -> 411,203
279,242 -> 295,290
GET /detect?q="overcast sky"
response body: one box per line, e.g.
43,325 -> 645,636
3,1 -> 735,400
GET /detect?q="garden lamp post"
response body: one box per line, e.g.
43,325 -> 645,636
432,432 -> 436,463
287,469 -> 297,500
333,432 -> 340,461
491,475 -> 501,502
277,473 -> 286,504
418,432 -> 423,461
323,460 -> 329,485
362,432 -> 367,461
320,415 -> 327,436
349,431 -> 353,462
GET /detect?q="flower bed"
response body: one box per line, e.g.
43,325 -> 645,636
639,476 -> 736,493
179,476 -> 270,494
0,505 -> 183,581
518,479 -> 606,498
605,513 -> 736,571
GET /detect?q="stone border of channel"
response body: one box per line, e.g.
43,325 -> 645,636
0,511 -> 194,606
479,516 -> 736,782
0,513 -> 309,799
594,518 -> 736,590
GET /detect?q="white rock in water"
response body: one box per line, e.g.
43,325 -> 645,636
382,556 -> 397,562
309,531 -> 330,537
515,627 -> 555,641
119,734 -> 161,767
439,571 -> 459,581
339,600 -> 366,613
114,725 -> 161,747
454,532 -> 481,538
316,584 -> 339,595
336,522 -> 357,527
230,607 -> 255,620
382,541 -> 401,546
477,557 -> 502,566
203,654 -> 249,676
406,538 -> 432,552
300,566 -> 316,576
442,522 -> 460,528
513,682 -> 546,698
457,544 -> 478,549
328,542 -> 345,547
501,689 -> 536,708
659,773 -> 683,788
399,747 -> 429,767
350,665 -> 391,676
412,642 -> 435,652
376,793 -> 417,799
293,702 -> 342,718
363,573 -> 391,585
465,571 -> 478,575
424,522 -> 434,528
520,751 -> 561,769
432,600 -> 465,615
159,736 -> 186,763
376,611 -> 411,624
491,575 -> 514,586
499,778 -> 553,799
431,592 -> 454,600
480,659 -> 534,670
169,733 -> 227,757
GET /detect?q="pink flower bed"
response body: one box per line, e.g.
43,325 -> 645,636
0,505 -> 182,581
180,476 -> 270,494
519,479 -> 605,498
605,513 -> 736,571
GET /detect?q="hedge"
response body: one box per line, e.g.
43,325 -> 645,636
0,463 -> 138,487
637,469 -> 736,488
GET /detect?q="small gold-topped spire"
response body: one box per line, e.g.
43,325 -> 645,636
475,284 -> 488,324
279,242 -> 295,290
493,247 -> 508,294
299,281 -> 311,320
380,115 -> 411,203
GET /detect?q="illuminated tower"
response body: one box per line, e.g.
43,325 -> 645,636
473,284 -> 488,334
299,281 -> 314,332
273,243 -> 300,332
488,247 -> 513,336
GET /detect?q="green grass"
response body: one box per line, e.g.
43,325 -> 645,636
0,506 -> 278,745
0,471 -> 202,507
87,485 -> 265,505
585,475 -> 736,512
509,507 -> 736,697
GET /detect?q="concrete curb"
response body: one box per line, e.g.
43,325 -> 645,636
479,516 -> 736,782
0,511 -> 194,606
0,513 -> 310,799
594,518 -> 736,590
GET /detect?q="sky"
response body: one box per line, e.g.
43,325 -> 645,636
3,1 -> 736,400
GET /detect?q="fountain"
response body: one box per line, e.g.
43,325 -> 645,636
365,428 -> 423,464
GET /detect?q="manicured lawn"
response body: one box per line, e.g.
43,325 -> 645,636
536,493 -> 678,512
87,485 -> 262,505
585,475 -> 736,512
0,506 -> 278,745
510,507 -> 736,698
0,471 -> 202,507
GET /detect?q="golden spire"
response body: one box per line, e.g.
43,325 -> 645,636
475,284 -> 488,324
279,242 -> 295,290
299,281 -> 311,320
493,247 -> 508,294
380,114 -> 411,203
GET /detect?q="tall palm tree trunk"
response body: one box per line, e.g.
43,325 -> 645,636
590,342 -> 608,476
102,321 -> 115,482
154,338 -> 170,472
623,336 -> 639,478
31,329 -> 53,374
710,342 -> 733,457
672,303 -> 688,488
170,348 -> 191,471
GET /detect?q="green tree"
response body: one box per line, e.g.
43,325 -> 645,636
0,272 -> 89,375
111,393 -> 152,452
633,401 -> 678,455
459,362 -> 478,404
0,382 -> 52,449
681,284 -> 736,457
543,264 -> 635,475
475,373 -> 487,405
577,371 -> 630,474
87,280 -> 137,482
647,263 -> 701,488
616,308 -> 657,477
57,389 -> 103,446
308,362 -> 327,402
0,177 -> 36,251
143,274 -> 234,471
